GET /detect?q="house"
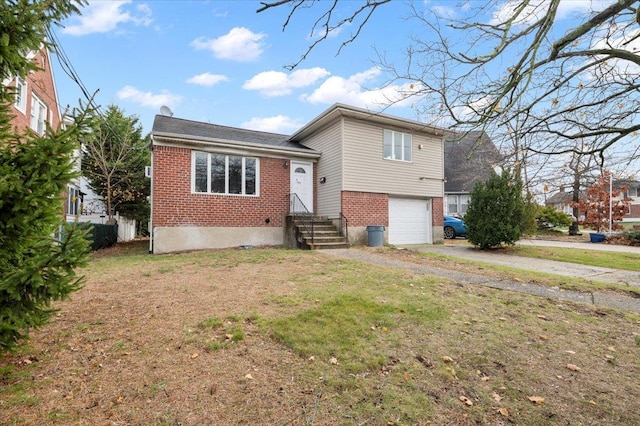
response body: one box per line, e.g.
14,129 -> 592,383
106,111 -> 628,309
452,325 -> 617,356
547,179 -> 640,222
613,179 -> 640,221
546,188 -> 582,217
3,45 -> 81,222
443,131 -> 502,216
150,103 -> 446,254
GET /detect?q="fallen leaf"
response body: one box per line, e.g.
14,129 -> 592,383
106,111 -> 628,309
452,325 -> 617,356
514,277 -> 522,282
538,335 -> 549,340
497,407 -> 509,417
441,356 -> 454,363
416,355 -> 433,369
481,376 -> 491,382
566,364 -> 581,372
459,395 -> 473,406
528,396 -> 545,405
564,350 -> 576,354
245,373 -> 253,380
403,373 -> 411,382
190,353 -> 199,359
492,391 -> 502,402
308,356 -> 315,362
329,357 -> 338,365
607,346 -> 616,352
536,314 -> 548,320
445,366 -> 458,379
499,317 -> 507,321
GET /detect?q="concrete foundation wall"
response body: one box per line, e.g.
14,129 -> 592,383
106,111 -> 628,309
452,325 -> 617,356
153,226 -> 284,254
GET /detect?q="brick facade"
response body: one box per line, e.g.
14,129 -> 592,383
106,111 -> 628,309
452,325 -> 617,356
153,146 -> 290,228
341,191 -> 389,227
624,204 -> 640,220
8,48 -> 61,133
340,191 -> 444,228
432,197 -> 444,226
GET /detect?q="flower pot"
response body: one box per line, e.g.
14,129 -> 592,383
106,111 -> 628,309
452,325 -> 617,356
589,232 -> 605,243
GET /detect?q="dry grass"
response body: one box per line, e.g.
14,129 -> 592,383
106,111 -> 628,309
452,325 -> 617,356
1,241 -> 640,425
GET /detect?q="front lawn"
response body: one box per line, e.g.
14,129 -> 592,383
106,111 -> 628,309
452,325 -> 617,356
1,245 -> 639,425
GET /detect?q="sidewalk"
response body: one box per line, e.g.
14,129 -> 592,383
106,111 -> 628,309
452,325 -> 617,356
322,239 -> 640,313
518,238 -> 640,253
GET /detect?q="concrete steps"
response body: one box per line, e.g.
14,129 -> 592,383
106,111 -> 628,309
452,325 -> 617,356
292,216 -> 349,250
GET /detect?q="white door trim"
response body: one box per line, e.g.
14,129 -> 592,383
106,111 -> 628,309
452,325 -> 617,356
290,161 -> 313,213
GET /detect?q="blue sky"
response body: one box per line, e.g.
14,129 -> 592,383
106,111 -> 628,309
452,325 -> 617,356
49,0 -> 615,136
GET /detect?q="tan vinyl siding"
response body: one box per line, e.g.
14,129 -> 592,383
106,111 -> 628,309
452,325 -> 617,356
299,120 -> 343,217
342,118 -> 443,197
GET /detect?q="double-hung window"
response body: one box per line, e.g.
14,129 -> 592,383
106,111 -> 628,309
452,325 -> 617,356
383,129 -> 412,162
193,151 -> 258,196
30,94 -> 47,135
67,186 -> 80,216
14,78 -> 27,113
447,194 -> 469,215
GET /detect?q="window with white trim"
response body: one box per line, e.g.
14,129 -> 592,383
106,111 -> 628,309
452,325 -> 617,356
14,77 -> 27,113
193,151 -> 258,195
67,186 -> 80,216
383,129 -> 412,161
447,194 -> 469,215
30,94 -> 47,135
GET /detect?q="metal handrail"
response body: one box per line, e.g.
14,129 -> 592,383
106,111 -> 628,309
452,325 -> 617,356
289,193 -> 314,246
339,212 -> 349,244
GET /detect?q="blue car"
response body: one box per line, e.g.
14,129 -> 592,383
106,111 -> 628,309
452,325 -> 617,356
444,215 -> 467,239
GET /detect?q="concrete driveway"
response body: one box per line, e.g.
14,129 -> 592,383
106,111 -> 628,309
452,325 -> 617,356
323,238 -> 640,313
411,239 -> 640,288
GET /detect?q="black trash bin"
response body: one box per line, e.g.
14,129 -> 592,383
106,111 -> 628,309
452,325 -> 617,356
366,225 -> 385,247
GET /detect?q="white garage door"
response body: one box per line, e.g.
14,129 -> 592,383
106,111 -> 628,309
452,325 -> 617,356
388,198 -> 432,245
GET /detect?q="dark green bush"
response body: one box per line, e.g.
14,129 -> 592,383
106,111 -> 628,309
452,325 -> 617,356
465,168 -> 530,249
623,229 -> 640,245
536,206 -> 573,228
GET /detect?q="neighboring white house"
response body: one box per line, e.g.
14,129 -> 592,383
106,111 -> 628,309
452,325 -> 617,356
78,176 -> 137,242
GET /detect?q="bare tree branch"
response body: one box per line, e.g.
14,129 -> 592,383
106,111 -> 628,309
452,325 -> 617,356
256,0 -> 391,70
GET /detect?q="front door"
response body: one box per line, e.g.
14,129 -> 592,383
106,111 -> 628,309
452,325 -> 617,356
290,161 -> 313,213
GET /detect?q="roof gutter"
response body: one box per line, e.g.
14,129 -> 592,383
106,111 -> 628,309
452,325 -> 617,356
290,103 -> 446,141
153,133 -> 321,159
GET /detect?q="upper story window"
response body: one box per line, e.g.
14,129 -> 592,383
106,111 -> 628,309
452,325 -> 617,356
14,77 -> 27,113
193,151 -> 258,196
383,129 -> 412,162
30,94 -> 47,135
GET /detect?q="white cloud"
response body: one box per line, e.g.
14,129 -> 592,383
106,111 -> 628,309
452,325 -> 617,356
243,68 -> 330,97
116,85 -> 182,110
431,5 -> 457,19
241,115 -> 303,133
587,27 -> 640,80
191,27 -> 266,62
301,67 -> 417,109
490,0 -> 607,26
186,72 -> 229,87
62,0 -> 152,36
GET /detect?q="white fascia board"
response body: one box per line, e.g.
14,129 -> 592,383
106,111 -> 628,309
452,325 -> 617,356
152,134 -> 321,160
